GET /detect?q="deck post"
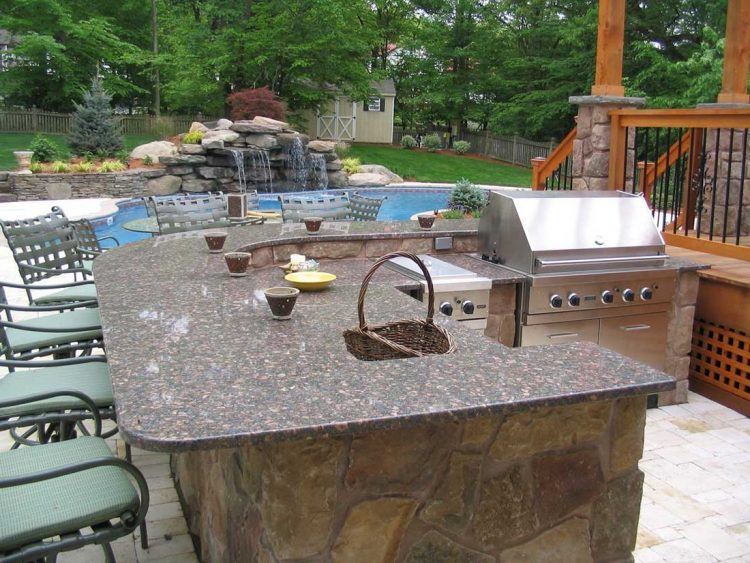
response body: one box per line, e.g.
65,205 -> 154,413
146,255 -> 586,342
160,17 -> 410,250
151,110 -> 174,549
591,0 -> 626,97
718,0 -> 750,105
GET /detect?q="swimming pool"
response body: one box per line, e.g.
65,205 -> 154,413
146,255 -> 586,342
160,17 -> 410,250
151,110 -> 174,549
93,188 -> 452,245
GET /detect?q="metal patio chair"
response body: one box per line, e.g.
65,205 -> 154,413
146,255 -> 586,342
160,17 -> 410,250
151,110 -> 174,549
0,282 -> 102,369
279,193 -> 352,222
348,192 -> 386,221
0,207 -> 97,306
71,218 -> 120,260
153,192 -> 233,234
0,434 -> 149,561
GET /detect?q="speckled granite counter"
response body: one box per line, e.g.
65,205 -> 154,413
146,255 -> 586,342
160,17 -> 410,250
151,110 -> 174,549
94,221 -> 678,562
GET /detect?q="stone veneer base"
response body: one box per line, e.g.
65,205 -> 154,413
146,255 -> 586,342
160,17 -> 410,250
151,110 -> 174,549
171,396 -> 647,563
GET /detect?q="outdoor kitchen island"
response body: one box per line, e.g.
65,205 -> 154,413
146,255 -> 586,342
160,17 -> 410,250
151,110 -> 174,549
94,220 -> 677,563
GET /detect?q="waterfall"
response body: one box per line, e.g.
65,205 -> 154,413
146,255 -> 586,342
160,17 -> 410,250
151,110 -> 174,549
249,149 -> 272,192
229,149 -> 247,193
285,136 -> 308,189
308,153 -> 329,190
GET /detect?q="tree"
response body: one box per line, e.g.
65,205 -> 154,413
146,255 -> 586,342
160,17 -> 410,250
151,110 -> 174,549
227,87 -> 287,121
68,77 -> 123,156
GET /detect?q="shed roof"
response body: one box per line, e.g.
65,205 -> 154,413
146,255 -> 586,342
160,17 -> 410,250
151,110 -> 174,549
371,79 -> 396,96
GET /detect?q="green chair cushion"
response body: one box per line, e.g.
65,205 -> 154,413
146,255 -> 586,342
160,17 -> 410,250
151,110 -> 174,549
5,308 -> 102,354
31,283 -> 98,306
0,436 -> 140,551
0,362 -> 112,418
82,259 -> 94,272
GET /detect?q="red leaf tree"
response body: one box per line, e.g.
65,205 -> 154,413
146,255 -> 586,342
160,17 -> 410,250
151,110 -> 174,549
227,87 -> 287,121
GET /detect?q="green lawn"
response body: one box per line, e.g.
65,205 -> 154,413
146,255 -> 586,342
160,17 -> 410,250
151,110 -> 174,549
0,133 -> 158,170
348,144 -> 531,186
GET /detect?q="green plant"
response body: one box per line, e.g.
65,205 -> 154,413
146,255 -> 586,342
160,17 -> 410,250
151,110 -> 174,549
143,155 -> 154,166
29,161 -> 44,173
400,135 -> 417,149
97,159 -> 126,172
471,209 -> 482,218
50,160 -> 70,173
29,135 -> 58,163
334,141 -> 351,158
183,131 -> 204,144
422,133 -> 442,152
115,149 -> 130,164
82,152 -> 96,163
453,140 -> 471,155
73,161 -> 94,173
68,76 -> 123,157
341,157 -> 361,174
441,209 -> 465,219
449,178 -> 486,213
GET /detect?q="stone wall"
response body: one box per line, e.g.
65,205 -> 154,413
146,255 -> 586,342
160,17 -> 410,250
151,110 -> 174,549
172,396 -> 647,562
9,170 -> 148,201
484,283 -> 517,347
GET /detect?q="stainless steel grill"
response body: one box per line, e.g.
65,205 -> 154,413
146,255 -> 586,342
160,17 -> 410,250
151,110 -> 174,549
479,190 -> 676,371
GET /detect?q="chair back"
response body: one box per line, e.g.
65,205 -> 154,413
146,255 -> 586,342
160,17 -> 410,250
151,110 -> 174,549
0,206 -> 85,284
247,190 -> 260,211
71,219 -> 102,254
279,193 -> 351,222
349,192 -> 386,221
154,192 -> 231,234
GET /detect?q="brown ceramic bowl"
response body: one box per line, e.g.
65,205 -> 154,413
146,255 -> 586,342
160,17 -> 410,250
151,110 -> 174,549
204,230 -> 228,253
303,216 -> 323,235
224,252 -> 252,277
418,214 -> 436,230
264,287 -> 301,320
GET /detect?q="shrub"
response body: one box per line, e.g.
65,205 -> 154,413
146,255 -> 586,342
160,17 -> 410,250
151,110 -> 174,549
82,152 -> 96,163
441,209 -> 465,220
97,160 -> 126,173
73,161 -> 94,173
341,157 -> 361,174
227,86 -> 287,122
115,149 -> 130,164
50,160 -> 70,173
183,131 -> 204,144
453,140 -> 471,155
69,77 -> 123,156
422,133 -> 442,152
30,135 -> 59,163
449,178 -> 486,213
334,141 -> 350,158
143,155 -> 154,166
29,162 -> 44,173
400,135 -> 417,149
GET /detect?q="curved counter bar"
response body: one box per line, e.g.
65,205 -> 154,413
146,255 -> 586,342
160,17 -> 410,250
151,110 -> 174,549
94,220 -> 675,562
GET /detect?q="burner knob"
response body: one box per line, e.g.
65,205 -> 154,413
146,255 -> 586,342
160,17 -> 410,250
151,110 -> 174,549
640,287 -> 653,301
601,290 -> 614,304
568,293 -> 581,307
623,288 -> 635,302
462,300 -> 475,315
549,294 -> 563,308
439,302 -> 454,316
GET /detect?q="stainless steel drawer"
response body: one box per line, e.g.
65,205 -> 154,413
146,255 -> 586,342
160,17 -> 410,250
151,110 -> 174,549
598,312 -> 667,371
520,319 -> 599,346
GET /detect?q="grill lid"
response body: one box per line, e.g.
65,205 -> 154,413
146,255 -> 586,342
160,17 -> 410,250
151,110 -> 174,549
478,191 -> 666,274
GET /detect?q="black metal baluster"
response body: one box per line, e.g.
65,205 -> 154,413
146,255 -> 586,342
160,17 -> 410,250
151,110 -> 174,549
622,127 -> 629,189
631,128 -> 640,194
696,129 -> 708,238
673,128 -> 685,234
642,128 -> 650,198
651,129 -> 661,216
709,129 -> 721,240
562,156 -> 569,191
722,129 -> 734,243
662,128 -> 673,231
736,129 -> 748,246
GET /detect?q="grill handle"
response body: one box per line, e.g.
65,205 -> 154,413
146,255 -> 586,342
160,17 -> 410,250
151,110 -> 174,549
535,254 -> 665,269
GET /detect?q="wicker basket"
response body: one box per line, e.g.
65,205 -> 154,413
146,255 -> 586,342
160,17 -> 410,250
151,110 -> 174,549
343,251 -> 457,361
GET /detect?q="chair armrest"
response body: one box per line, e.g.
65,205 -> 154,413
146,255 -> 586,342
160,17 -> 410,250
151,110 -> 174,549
98,235 -> 120,247
0,279 -> 96,291
0,319 -> 101,333
0,355 -> 107,369
76,247 -> 102,258
0,299 -> 99,313
19,262 -> 92,276
0,390 -> 102,436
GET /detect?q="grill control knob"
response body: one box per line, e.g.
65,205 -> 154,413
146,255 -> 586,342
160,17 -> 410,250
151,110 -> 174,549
641,287 -> 653,301
568,293 -> 581,307
623,288 -> 635,302
462,300 -> 475,315
601,290 -> 614,304
439,302 -> 454,316
549,294 -> 563,308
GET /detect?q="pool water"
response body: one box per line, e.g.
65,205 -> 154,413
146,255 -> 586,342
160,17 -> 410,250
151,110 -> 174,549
94,188 -> 451,245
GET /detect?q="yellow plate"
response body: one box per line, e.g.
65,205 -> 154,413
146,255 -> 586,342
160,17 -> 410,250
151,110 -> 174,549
284,271 -> 337,291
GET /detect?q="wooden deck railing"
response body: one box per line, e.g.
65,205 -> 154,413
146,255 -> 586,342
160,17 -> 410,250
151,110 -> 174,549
530,127 -> 576,190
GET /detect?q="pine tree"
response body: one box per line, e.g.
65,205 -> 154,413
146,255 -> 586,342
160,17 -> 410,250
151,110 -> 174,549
68,77 -> 123,156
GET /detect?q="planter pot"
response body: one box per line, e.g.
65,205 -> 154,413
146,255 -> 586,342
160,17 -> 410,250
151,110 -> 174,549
13,151 -> 34,170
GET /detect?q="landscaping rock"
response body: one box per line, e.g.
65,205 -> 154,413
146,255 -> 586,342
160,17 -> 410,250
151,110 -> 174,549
197,166 -> 235,179
359,164 -> 403,183
252,116 -> 289,129
245,134 -> 280,150
165,165 -> 195,176
276,132 -> 309,147
129,141 -> 178,162
307,140 -> 336,153
230,120 -> 282,134
160,155 -> 207,165
215,118 -> 233,130
142,169 -> 166,179
189,121 -> 209,133
326,160 -> 343,171
146,174 -> 182,196
201,130 -> 240,151
348,172 -> 390,187
181,178 -> 217,192
328,170 -> 348,188
180,143 -> 206,155
0,172 -> 10,181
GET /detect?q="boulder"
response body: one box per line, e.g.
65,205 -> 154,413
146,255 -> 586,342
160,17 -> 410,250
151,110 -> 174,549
201,130 -> 240,150
181,178 -> 217,193
276,132 -> 309,147
230,120 -> 283,134
358,164 -> 403,183
252,116 -> 289,129
326,160 -> 343,171
180,143 -> 206,155
347,172 -> 390,187
245,134 -> 280,150
189,122 -> 209,133
307,140 -> 336,153
215,118 -> 233,130
197,166 -> 235,179
328,170 -> 348,188
129,141 -> 177,161
146,175 -> 182,196
166,165 -> 195,176
142,169 -> 166,179
159,155 -> 207,165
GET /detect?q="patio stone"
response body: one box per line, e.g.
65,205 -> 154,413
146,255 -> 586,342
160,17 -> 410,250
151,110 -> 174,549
499,517 -> 593,563
404,530 -> 493,563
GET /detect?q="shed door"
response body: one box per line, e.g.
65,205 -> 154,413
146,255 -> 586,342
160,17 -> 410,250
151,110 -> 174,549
317,100 -> 356,141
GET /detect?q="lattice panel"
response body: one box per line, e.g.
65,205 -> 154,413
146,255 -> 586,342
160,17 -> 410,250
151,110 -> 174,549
690,319 -> 750,402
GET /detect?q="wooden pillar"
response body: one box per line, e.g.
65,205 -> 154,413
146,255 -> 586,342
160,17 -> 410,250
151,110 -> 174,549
591,0 -> 626,97
718,0 -> 750,104
530,157 -> 546,190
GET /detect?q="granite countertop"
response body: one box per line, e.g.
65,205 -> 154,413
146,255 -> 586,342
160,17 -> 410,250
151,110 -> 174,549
94,222 -> 675,452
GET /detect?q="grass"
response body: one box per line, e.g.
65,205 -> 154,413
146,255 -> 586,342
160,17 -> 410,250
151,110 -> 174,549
0,133 -> 159,170
348,144 -> 532,186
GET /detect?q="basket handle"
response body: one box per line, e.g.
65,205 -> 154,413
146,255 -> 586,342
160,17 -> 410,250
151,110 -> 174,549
358,251 -> 436,330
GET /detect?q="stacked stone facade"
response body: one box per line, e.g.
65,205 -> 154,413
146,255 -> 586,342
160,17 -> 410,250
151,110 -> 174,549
172,397 -> 648,563
10,170 -> 147,201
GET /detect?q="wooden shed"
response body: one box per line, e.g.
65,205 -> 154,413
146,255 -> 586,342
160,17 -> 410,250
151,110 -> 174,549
302,79 -> 395,144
